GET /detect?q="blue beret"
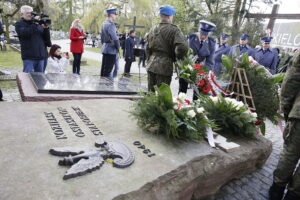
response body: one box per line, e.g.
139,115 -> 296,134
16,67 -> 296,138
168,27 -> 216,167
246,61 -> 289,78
199,20 -> 216,35
220,33 -> 230,39
107,9 -> 117,14
261,37 -> 273,43
240,34 -> 250,40
160,5 -> 176,16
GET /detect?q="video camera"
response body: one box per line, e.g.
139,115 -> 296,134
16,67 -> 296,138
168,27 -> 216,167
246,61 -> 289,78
31,12 -> 51,26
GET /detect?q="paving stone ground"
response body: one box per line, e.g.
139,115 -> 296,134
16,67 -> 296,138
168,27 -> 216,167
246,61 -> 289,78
212,122 -> 283,200
0,44 -> 285,200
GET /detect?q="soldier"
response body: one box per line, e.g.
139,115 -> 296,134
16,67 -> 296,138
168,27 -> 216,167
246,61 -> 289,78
146,5 -> 188,92
229,34 -> 255,57
100,9 -> 120,78
253,37 -> 278,75
269,50 -> 300,200
213,33 -> 231,76
179,20 -> 216,94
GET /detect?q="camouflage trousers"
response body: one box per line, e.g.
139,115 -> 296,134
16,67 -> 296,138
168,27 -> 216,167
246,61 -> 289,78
147,71 -> 172,92
274,119 -> 300,195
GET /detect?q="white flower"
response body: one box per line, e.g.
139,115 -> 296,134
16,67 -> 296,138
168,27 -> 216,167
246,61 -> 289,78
210,96 -> 219,103
196,107 -> 205,114
173,97 -> 178,103
251,112 -> 258,118
187,64 -> 193,70
236,101 -> 244,110
187,110 -> 196,118
173,105 -> 179,110
178,93 -> 187,101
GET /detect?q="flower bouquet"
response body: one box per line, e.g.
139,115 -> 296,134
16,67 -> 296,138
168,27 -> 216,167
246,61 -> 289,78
177,50 -> 212,96
130,83 -> 213,141
196,95 -> 258,138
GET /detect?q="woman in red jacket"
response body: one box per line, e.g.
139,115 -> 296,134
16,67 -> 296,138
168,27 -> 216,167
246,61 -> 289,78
69,19 -> 85,75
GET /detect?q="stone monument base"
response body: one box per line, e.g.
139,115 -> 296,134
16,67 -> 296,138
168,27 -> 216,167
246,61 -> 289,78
0,99 -> 272,200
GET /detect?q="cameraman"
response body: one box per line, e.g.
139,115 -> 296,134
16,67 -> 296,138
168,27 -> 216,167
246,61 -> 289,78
15,5 -> 51,73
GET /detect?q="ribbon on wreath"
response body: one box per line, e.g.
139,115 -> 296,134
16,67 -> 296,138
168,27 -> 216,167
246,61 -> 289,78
207,70 -> 233,96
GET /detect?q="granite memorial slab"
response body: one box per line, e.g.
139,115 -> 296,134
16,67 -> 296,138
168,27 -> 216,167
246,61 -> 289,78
29,72 -> 147,95
17,73 -> 145,101
0,99 -> 272,200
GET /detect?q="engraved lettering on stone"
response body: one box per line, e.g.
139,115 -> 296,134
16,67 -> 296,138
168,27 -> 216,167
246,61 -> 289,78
57,107 -> 85,137
44,112 -> 67,140
72,107 -> 103,135
49,139 -> 135,180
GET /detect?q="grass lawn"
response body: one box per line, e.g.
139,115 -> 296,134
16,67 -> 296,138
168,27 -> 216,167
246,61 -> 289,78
85,47 -> 100,53
0,47 -> 22,68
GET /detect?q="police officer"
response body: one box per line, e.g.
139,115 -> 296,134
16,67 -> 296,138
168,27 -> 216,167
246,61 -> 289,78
179,20 -> 216,94
124,29 -> 136,77
213,33 -> 231,76
146,5 -> 188,92
100,9 -> 120,78
229,34 -> 255,57
253,37 -> 278,75
269,50 -> 300,200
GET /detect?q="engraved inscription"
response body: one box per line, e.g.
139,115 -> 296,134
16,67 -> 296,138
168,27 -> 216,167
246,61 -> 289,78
44,112 -> 67,140
57,107 -> 85,137
72,107 -> 103,136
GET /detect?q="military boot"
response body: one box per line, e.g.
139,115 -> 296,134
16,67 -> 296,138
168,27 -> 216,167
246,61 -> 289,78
269,182 -> 286,200
283,191 -> 300,200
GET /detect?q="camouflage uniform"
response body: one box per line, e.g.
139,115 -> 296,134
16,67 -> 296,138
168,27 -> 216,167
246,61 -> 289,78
146,19 -> 188,92
271,50 -> 300,200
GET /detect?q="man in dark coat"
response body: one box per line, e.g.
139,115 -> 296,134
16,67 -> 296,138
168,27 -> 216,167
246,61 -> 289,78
123,29 -> 136,77
15,5 -> 51,73
0,20 -> 3,35
179,20 -> 216,95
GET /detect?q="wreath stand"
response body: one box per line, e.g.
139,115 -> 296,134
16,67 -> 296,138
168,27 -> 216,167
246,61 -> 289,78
226,67 -> 256,111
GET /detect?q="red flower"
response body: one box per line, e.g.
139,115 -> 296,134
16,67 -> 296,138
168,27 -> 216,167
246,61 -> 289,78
202,86 -> 210,93
198,70 -> 205,75
255,120 -> 262,125
198,79 -> 205,87
193,63 -> 201,70
185,99 -> 191,104
206,84 -> 212,90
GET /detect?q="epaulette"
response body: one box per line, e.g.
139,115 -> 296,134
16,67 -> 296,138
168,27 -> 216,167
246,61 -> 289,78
208,37 -> 216,44
188,33 -> 197,40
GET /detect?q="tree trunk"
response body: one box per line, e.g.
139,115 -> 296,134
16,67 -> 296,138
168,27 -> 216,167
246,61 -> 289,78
3,16 -> 11,44
231,0 -> 242,44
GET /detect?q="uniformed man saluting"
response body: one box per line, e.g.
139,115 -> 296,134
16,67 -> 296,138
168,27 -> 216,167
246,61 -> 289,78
146,5 -> 188,92
100,9 -> 120,78
269,50 -> 300,200
253,37 -> 278,75
229,34 -> 255,57
213,33 -> 231,76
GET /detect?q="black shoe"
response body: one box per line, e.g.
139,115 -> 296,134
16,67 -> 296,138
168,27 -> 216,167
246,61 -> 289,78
269,182 -> 286,200
283,191 -> 300,200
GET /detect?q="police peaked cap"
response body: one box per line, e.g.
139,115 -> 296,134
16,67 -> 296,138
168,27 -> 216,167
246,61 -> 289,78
199,20 -> 216,35
261,37 -> 273,43
106,8 -> 117,14
240,34 -> 250,40
220,33 -> 230,39
160,5 -> 176,16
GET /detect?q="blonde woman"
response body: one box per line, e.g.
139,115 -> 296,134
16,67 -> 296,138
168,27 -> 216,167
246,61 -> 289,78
69,19 -> 86,75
